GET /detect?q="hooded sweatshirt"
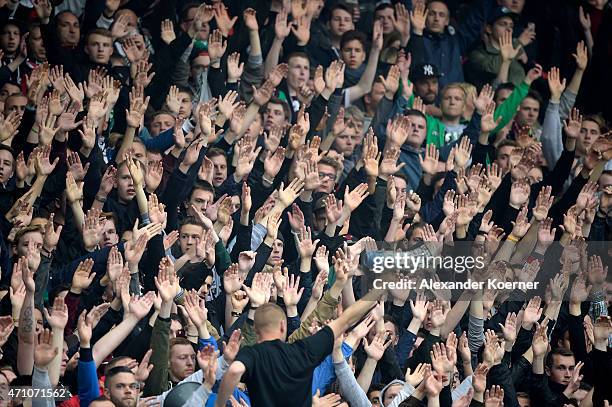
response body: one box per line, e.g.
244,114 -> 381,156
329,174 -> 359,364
380,379 -> 416,407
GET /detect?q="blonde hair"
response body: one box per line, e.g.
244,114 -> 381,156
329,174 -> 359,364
441,83 -> 468,101
457,83 -> 477,100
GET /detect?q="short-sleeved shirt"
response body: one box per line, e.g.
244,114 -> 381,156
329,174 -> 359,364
235,325 -> 335,407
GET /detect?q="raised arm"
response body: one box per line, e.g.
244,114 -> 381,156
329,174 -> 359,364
347,21 -> 383,103
16,258 -> 36,375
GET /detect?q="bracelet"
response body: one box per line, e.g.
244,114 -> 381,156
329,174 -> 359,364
231,311 -> 242,317
95,195 -> 107,203
262,174 -> 274,184
477,231 -> 487,236
507,235 -> 519,242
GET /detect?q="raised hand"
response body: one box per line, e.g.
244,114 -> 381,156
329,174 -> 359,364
183,289 -> 208,328
363,331 -> 392,361
34,329 -> 58,369
213,2 -> 237,37
453,137 -> 472,170
324,60 -> 345,92
127,291 -> 156,320
0,111 -> 21,142
379,65 -> 400,99
160,19 -> 176,44
343,183 -> 369,212
222,329 -> 242,364
224,264 -> 244,293
282,273 -> 304,307
509,178 -> 530,208
274,8 -> 291,40
410,292 -> 429,322
44,296 -> 68,330
277,178 -> 305,209
573,40 -> 588,72
563,107 -> 583,140
547,67 -> 566,103
134,349 -> 154,384
499,30 -> 520,62
296,226 -> 319,260
242,272 -> 272,307
484,385 -> 504,407
405,363 -> 427,387
154,257 -> 179,302
531,318 -> 549,357
410,1 -> 427,35
252,79 -> 275,107
499,312 -> 518,344
430,342 -> 453,374
71,259 -> 95,294
510,204 -> 531,240
419,143 -> 439,175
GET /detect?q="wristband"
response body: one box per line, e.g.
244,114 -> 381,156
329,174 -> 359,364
231,311 -> 242,317
174,288 -> 185,305
140,213 -> 151,225
507,235 -> 519,242
477,231 -> 487,236
95,195 -> 107,203
262,174 -> 274,184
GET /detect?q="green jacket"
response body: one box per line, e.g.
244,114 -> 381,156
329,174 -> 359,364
288,290 -> 341,343
404,81 -> 530,148
143,316 -> 171,396
215,240 -> 232,276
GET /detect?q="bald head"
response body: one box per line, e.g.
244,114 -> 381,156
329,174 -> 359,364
254,303 -> 287,341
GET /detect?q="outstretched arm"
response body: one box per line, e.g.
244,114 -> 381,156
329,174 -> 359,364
347,22 -> 383,103
327,288 -> 384,339
214,361 -> 246,407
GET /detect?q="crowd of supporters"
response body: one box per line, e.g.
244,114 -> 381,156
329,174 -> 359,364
0,0 -> 611,406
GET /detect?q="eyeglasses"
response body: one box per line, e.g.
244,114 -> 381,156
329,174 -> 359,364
318,172 -> 336,180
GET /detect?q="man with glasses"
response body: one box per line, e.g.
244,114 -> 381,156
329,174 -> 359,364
316,157 -> 342,194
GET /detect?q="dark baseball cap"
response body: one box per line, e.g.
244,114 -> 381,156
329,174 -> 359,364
488,7 -> 519,24
410,63 -> 442,82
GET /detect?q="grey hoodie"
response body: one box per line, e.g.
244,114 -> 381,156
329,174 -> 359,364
380,379 -> 416,407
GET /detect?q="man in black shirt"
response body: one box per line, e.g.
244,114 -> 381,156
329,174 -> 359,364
214,289 -> 384,407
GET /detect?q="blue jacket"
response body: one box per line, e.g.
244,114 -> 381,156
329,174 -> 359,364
408,15 -> 483,90
78,348 -> 100,407
311,342 -> 354,396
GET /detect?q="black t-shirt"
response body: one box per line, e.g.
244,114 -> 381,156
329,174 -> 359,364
235,325 -> 335,407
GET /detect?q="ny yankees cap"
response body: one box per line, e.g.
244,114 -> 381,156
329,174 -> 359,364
410,63 -> 442,82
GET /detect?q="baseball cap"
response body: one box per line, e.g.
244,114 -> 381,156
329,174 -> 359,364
410,63 -> 442,82
488,7 -> 519,24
